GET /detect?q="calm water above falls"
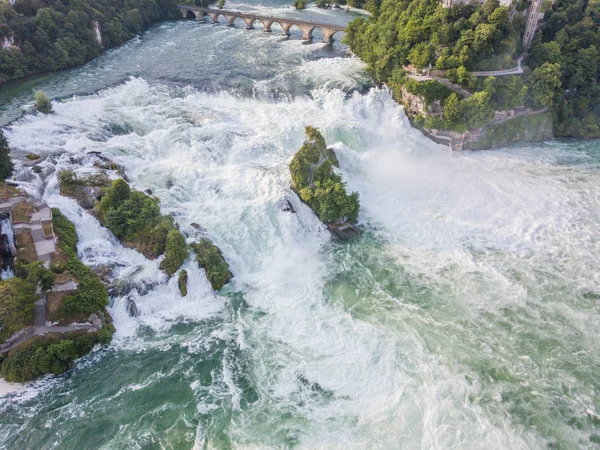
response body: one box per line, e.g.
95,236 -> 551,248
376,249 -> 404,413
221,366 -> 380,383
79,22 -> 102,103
1,2 -> 600,449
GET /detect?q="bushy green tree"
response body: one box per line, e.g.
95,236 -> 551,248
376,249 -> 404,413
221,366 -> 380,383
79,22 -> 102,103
34,91 -> 53,114
0,130 -> 13,181
160,229 -> 188,277
461,91 -> 494,129
526,62 -> 562,108
443,93 -> 462,130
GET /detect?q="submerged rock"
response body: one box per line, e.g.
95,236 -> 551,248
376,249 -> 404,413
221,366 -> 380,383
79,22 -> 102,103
126,296 -> 139,317
190,223 -> 206,232
92,264 -> 113,284
279,197 -> 296,214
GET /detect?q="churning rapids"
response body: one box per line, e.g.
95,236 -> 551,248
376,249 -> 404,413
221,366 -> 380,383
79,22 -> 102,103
1,2 -> 600,449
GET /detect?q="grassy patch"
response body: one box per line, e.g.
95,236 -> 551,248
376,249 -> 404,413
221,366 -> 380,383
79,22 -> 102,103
42,221 -> 53,237
160,229 -> 189,277
15,231 -> 36,263
0,183 -> 20,200
178,269 -> 188,297
12,202 -> 33,223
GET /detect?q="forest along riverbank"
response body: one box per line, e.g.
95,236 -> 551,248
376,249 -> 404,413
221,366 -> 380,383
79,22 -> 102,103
0,2 -> 599,449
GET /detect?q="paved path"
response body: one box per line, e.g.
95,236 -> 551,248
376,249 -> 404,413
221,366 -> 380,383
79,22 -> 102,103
0,322 -> 97,355
471,56 -> 524,77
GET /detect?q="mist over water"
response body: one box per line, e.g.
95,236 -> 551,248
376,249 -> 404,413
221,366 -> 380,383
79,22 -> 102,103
1,2 -> 600,449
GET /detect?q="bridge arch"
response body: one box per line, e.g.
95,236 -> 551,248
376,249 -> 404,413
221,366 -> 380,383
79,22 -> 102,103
182,9 -> 196,20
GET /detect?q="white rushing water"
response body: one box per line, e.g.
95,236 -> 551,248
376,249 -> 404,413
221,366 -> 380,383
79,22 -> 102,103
1,9 -> 600,450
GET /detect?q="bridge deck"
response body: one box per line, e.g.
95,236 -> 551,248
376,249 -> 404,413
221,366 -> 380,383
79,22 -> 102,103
177,5 -> 347,31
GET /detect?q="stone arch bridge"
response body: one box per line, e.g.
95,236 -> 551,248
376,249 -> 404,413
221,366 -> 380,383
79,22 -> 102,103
178,5 -> 346,43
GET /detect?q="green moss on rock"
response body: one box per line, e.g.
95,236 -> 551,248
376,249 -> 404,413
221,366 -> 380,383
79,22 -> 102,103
178,270 -> 188,297
160,229 -> 188,277
191,239 -> 232,291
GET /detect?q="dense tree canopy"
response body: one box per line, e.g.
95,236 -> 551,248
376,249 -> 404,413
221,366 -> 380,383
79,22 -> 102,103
527,0 -> 600,136
98,179 -> 187,275
346,0 -> 600,137
0,130 -> 13,181
0,0 -> 179,83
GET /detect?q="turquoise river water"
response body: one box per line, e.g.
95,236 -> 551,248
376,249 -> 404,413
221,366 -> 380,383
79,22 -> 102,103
0,2 -> 599,448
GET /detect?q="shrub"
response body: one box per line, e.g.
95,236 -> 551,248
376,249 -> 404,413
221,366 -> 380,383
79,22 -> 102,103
160,229 -> 188,277
191,239 -> 232,291
34,91 -> 53,114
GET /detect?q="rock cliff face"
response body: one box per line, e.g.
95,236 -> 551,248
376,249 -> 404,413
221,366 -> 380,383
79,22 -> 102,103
400,85 -> 442,118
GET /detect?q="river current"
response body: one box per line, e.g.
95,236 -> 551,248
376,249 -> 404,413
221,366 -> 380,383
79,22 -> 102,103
1,2 -> 600,449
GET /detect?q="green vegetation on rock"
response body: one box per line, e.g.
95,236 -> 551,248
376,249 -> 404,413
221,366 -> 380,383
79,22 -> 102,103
191,239 -> 232,291
0,130 -> 13,181
0,0 -> 179,83
0,328 -> 113,382
160,229 -> 189,277
290,127 -> 359,224
51,208 -> 109,319
34,91 -> 53,114
97,179 -> 185,275
178,269 -> 188,297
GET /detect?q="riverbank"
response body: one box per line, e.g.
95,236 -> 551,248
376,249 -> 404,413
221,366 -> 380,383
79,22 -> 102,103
0,0 -> 181,85
0,181 -> 114,382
